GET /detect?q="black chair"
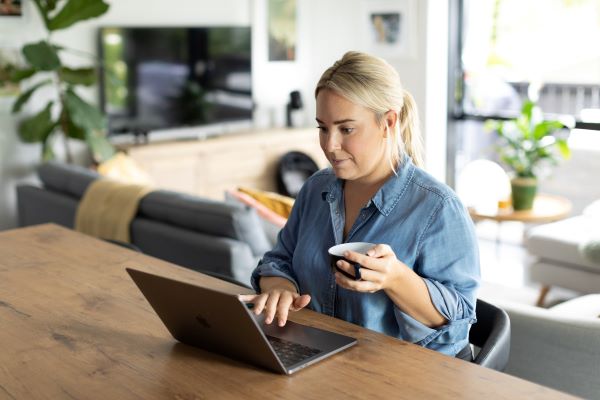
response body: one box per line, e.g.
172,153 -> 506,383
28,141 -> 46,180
469,298 -> 511,371
276,151 -> 319,198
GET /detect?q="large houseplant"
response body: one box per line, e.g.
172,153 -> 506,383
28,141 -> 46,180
485,100 -> 572,210
0,0 -> 114,163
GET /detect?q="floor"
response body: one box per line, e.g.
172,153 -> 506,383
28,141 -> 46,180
475,220 -> 579,308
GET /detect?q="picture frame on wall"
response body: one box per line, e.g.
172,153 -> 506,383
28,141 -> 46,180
267,0 -> 297,61
0,0 -> 22,17
361,0 -> 417,59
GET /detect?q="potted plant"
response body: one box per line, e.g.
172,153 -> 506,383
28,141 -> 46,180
0,0 -> 114,163
485,100 -> 572,210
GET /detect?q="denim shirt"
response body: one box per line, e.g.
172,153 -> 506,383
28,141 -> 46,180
251,159 -> 480,356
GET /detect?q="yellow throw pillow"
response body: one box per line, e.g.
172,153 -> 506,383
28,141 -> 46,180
238,187 -> 294,219
97,152 -> 155,186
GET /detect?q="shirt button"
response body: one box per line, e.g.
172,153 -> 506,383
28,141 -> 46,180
330,284 -> 334,289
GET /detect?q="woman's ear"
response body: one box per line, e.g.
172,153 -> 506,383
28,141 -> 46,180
382,110 -> 398,137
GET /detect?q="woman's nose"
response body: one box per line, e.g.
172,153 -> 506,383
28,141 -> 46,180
325,132 -> 341,152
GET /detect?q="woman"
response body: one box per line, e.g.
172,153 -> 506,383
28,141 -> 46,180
241,51 -> 480,358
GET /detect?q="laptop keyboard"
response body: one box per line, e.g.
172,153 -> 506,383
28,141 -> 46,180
266,335 -> 321,367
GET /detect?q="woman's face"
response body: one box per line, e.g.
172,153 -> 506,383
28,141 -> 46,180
316,89 -> 392,184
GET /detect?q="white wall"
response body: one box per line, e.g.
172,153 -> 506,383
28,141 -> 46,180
0,0 -> 447,229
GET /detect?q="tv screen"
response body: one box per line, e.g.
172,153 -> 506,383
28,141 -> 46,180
98,26 -> 252,135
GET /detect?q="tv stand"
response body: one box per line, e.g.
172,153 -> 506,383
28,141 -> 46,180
117,128 -> 327,199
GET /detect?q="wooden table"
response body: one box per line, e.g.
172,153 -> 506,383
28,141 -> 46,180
0,224 -> 576,399
468,194 -> 572,224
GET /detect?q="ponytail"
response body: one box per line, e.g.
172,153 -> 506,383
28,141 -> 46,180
398,91 -> 423,168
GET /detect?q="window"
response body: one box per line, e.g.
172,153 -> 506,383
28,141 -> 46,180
447,0 -> 600,186
454,0 -> 600,127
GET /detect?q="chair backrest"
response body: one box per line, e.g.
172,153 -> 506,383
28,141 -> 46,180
469,299 -> 511,371
276,151 -> 319,198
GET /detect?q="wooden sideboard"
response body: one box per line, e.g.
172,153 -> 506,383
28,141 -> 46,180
117,128 -> 328,200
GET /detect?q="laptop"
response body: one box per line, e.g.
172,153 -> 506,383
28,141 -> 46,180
126,268 -> 357,375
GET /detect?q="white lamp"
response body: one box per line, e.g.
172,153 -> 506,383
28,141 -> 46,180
456,159 -> 511,214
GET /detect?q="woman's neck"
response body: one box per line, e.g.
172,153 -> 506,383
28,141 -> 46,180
344,171 -> 391,206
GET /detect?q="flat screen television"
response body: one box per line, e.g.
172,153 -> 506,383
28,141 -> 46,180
98,26 -> 252,136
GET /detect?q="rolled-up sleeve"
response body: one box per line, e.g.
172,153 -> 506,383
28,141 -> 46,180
393,195 -> 480,351
250,188 -> 306,293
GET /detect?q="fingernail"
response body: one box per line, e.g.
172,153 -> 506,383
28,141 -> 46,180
278,320 -> 285,327
343,251 -> 349,257
337,260 -> 343,267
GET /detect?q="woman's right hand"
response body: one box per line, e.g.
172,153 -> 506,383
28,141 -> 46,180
238,277 -> 311,327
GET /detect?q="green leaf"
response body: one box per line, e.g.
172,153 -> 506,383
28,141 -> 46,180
514,116 -> 531,139
556,139 -> 571,159
9,68 -> 37,83
17,102 -> 57,143
85,130 -> 115,163
22,41 -> 61,71
521,100 -> 534,122
59,67 -> 96,86
11,79 -> 52,113
47,0 -> 62,12
42,134 -> 56,161
48,0 -> 110,31
533,120 -> 564,140
59,106 -> 87,140
64,88 -> 105,132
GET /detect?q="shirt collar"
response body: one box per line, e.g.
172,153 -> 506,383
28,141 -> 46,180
321,157 -> 415,216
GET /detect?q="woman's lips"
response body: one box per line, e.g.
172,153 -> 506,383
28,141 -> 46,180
332,159 -> 349,167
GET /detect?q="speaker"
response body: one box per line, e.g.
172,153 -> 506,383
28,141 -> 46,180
286,90 -> 303,127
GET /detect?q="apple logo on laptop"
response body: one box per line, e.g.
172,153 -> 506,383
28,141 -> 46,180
195,314 -> 211,328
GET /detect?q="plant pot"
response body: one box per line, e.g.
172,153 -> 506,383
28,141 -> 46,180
511,177 -> 537,211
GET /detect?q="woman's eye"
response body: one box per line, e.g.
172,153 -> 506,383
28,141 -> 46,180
317,126 -> 327,134
341,127 -> 354,134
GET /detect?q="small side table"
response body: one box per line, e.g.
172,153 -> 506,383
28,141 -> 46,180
469,194 -> 572,224
469,194 -> 573,307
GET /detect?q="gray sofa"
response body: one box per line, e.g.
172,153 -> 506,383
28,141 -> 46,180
16,161 -> 272,286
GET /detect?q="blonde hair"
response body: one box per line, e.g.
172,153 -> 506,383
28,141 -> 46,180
315,51 -> 423,169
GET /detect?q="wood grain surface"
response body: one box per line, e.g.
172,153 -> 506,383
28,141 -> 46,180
0,224 -> 577,399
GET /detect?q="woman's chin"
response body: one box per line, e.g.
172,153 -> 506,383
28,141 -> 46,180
332,167 -> 354,180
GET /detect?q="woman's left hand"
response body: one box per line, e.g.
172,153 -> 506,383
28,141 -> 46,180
335,244 -> 406,293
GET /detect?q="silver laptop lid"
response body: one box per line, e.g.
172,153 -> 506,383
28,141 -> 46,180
126,268 -> 357,375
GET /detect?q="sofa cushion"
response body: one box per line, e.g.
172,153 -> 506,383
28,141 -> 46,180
16,185 -> 78,228
526,216 -> 600,271
131,218 -> 257,285
548,294 -> 600,318
583,199 -> 600,218
224,190 -> 283,248
38,161 -> 98,198
138,190 -> 271,257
